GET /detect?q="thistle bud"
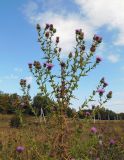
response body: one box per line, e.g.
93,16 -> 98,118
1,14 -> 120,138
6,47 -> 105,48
20,79 -> 26,86
61,62 -> 66,67
50,24 -> 53,31
80,45 -> 85,51
33,61 -> 37,67
45,24 -> 49,30
36,24 -> 41,31
100,77 -> 105,83
56,37 -> 59,43
28,63 -> 32,69
96,56 -> 102,63
53,28 -> 56,33
59,48 -> 62,52
69,52 -> 73,58
103,82 -> 108,87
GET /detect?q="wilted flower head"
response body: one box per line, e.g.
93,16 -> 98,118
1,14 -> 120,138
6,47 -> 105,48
91,127 -> 97,133
45,32 -> 49,38
107,91 -> 112,99
96,56 -> 102,63
97,88 -> 105,96
16,146 -> 25,153
90,45 -> 96,52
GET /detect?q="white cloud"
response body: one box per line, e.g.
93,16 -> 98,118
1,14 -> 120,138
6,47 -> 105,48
74,0 -> 124,45
22,1 -> 96,53
25,76 -> 33,84
107,53 -> 120,63
22,0 -> 124,49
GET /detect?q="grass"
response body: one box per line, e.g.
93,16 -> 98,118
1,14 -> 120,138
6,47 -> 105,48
0,114 -> 124,160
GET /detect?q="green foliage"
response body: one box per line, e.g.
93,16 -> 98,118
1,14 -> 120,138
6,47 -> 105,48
32,94 -> 55,116
10,115 -> 23,128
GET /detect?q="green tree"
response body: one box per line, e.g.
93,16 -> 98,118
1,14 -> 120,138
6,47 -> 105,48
32,94 -> 55,116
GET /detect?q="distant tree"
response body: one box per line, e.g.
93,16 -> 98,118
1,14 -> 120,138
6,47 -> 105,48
66,107 -> 76,118
0,93 -> 9,113
32,94 -> 55,116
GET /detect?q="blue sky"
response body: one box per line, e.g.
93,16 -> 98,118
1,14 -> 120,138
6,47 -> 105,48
0,0 -> 124,113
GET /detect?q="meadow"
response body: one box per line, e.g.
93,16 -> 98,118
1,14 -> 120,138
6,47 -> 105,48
0,114 -> 124,160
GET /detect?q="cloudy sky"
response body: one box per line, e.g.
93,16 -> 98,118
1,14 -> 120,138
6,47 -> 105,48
0,0 -> 124,112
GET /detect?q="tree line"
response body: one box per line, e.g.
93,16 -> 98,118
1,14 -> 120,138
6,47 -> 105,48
0,91 -> 124,120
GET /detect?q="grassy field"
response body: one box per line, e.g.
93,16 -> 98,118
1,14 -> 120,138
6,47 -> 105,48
0,114 -> 124,160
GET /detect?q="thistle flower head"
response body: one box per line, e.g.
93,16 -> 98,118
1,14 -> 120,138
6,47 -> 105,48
91,127 -> 97,133
110,139 -> 115,145
16,146 -> 25,153
96,56 -> 102,63
85,112 -> 90,116
97,88 -> 105,96
46,63 -> 54,70
93,35 -> 102,43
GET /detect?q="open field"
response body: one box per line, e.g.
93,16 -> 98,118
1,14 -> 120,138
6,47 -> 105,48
0,114 -> 124,160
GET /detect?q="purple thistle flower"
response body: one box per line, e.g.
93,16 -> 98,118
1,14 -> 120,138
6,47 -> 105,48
91,127 -> 97,133
16,146 -> 25,153
97,88 -> 105,96
85,112 -> 90,116
110,139 -> 115,145
46,63 -> 54,70
75,29 -> 80,34
20,102 -> 25,108
96,56 -> 102,63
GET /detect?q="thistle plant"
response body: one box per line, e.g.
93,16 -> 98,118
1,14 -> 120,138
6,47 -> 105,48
20,23 -> 112,159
